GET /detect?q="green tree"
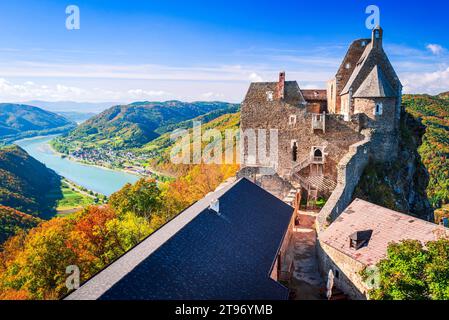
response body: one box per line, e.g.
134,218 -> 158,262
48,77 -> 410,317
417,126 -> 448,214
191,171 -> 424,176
368,239 -> 449,300
109,178 -> 162,220
425,239 -> 449,299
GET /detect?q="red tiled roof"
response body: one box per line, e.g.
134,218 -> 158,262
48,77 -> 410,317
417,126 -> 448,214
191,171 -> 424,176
319,199 -> 448,266
301,89 -> 327,101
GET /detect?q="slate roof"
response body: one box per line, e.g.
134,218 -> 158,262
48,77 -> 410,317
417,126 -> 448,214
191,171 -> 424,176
66,178 -> 294,300
319,199 -> 449,266
243,81 -> 306,106
340,43 -> 373,95
301,90 -> 327,102
353,65 -> 396,98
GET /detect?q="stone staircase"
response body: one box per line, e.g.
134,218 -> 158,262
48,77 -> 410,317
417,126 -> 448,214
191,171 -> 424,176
291,157 -> 312,176
283,188 -> 299,206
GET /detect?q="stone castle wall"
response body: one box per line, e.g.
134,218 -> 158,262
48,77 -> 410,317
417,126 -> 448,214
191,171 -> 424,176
240,99 -> 365,181
316,130 -> 372,233
316,241 -> 368,300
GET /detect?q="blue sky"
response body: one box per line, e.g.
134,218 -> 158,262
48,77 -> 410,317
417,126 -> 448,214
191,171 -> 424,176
0,0 -> 448,104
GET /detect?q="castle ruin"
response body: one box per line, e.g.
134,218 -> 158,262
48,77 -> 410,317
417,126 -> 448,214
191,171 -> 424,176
240,26 -> 403,227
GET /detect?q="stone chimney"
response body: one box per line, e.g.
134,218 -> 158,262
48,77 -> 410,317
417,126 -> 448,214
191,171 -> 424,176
372,25 -> 383,49
277,71 -> 285,100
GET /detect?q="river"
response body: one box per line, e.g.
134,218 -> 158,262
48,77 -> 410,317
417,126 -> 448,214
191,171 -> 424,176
15,135 -> 140,196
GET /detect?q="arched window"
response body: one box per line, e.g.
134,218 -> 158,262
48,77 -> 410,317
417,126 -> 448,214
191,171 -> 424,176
312,147 -> 324,163
314,148 -> 323,158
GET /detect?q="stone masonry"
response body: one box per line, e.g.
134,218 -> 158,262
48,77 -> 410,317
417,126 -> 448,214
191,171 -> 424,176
239,26 -> 404,300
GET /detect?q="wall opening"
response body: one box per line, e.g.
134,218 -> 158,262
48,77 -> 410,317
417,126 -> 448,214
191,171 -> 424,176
292,141 -> 298,162
375,103 -> 383,116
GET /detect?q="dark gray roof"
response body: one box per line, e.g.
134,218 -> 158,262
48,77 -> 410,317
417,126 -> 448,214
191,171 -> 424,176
66,178 -> 293,300
243,81 -> 306,105
353,65 -> 397,98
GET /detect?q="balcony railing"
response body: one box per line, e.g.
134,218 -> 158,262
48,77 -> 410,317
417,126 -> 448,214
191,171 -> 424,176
312,156 -> 324,164
312,113 -> 326,133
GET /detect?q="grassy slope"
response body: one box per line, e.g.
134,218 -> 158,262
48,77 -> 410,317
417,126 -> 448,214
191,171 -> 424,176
55,182 -> 95,212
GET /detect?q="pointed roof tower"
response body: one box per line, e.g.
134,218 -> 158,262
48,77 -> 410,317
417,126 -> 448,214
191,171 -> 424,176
353,65 -> 396,98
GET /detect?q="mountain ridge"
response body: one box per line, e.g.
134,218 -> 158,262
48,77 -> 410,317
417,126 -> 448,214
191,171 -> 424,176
0,103 -> 76,144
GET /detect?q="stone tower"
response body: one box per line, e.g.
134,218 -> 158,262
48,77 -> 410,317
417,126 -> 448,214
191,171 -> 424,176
329,26 -> 403,161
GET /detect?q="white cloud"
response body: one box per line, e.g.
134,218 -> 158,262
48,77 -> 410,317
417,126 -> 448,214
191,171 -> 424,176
127,89 -> 170,99
401,67 -> 449,94
426,44 -> 445,55
0,78 -> 173,103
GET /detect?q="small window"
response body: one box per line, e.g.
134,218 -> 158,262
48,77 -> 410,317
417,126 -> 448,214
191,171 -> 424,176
375,30 -> 380,39
345,63 -> 351,69
289,115 -> 297,126
375,103 -> 383,116
266,91 -> 274,102
361,40 -> 367,47
291,141 -> 298,162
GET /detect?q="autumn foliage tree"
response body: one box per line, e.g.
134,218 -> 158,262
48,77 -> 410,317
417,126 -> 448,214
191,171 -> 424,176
0,205 -> 152,300
0,162 -> 239,300
367,239 -> 449,300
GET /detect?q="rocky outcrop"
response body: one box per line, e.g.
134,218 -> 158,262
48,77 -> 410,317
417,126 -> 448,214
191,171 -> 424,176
353,112 -> 433,221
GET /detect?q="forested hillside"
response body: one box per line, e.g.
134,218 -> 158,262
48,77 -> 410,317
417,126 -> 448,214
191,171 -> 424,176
0,104 -> 75,144
0,206 -> 41,244
144,111 -> 241,176
0,146 -> 62,218
403,93 -> 449,209
53,101 -> 239,151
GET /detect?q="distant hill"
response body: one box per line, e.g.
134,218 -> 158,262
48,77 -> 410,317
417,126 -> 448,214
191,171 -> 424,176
24,100 -> 119,113
0,145 -> 62,218
55,101 -> 240,150
56,111 -> 97,124
0,104 -> 76,144
0,206 -> 41,244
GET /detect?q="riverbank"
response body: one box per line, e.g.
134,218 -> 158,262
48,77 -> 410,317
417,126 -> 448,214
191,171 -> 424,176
49,140 -> 174,181
48,141 -> 145,178
15,135 -> 141,196
56,178 -> 107,217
